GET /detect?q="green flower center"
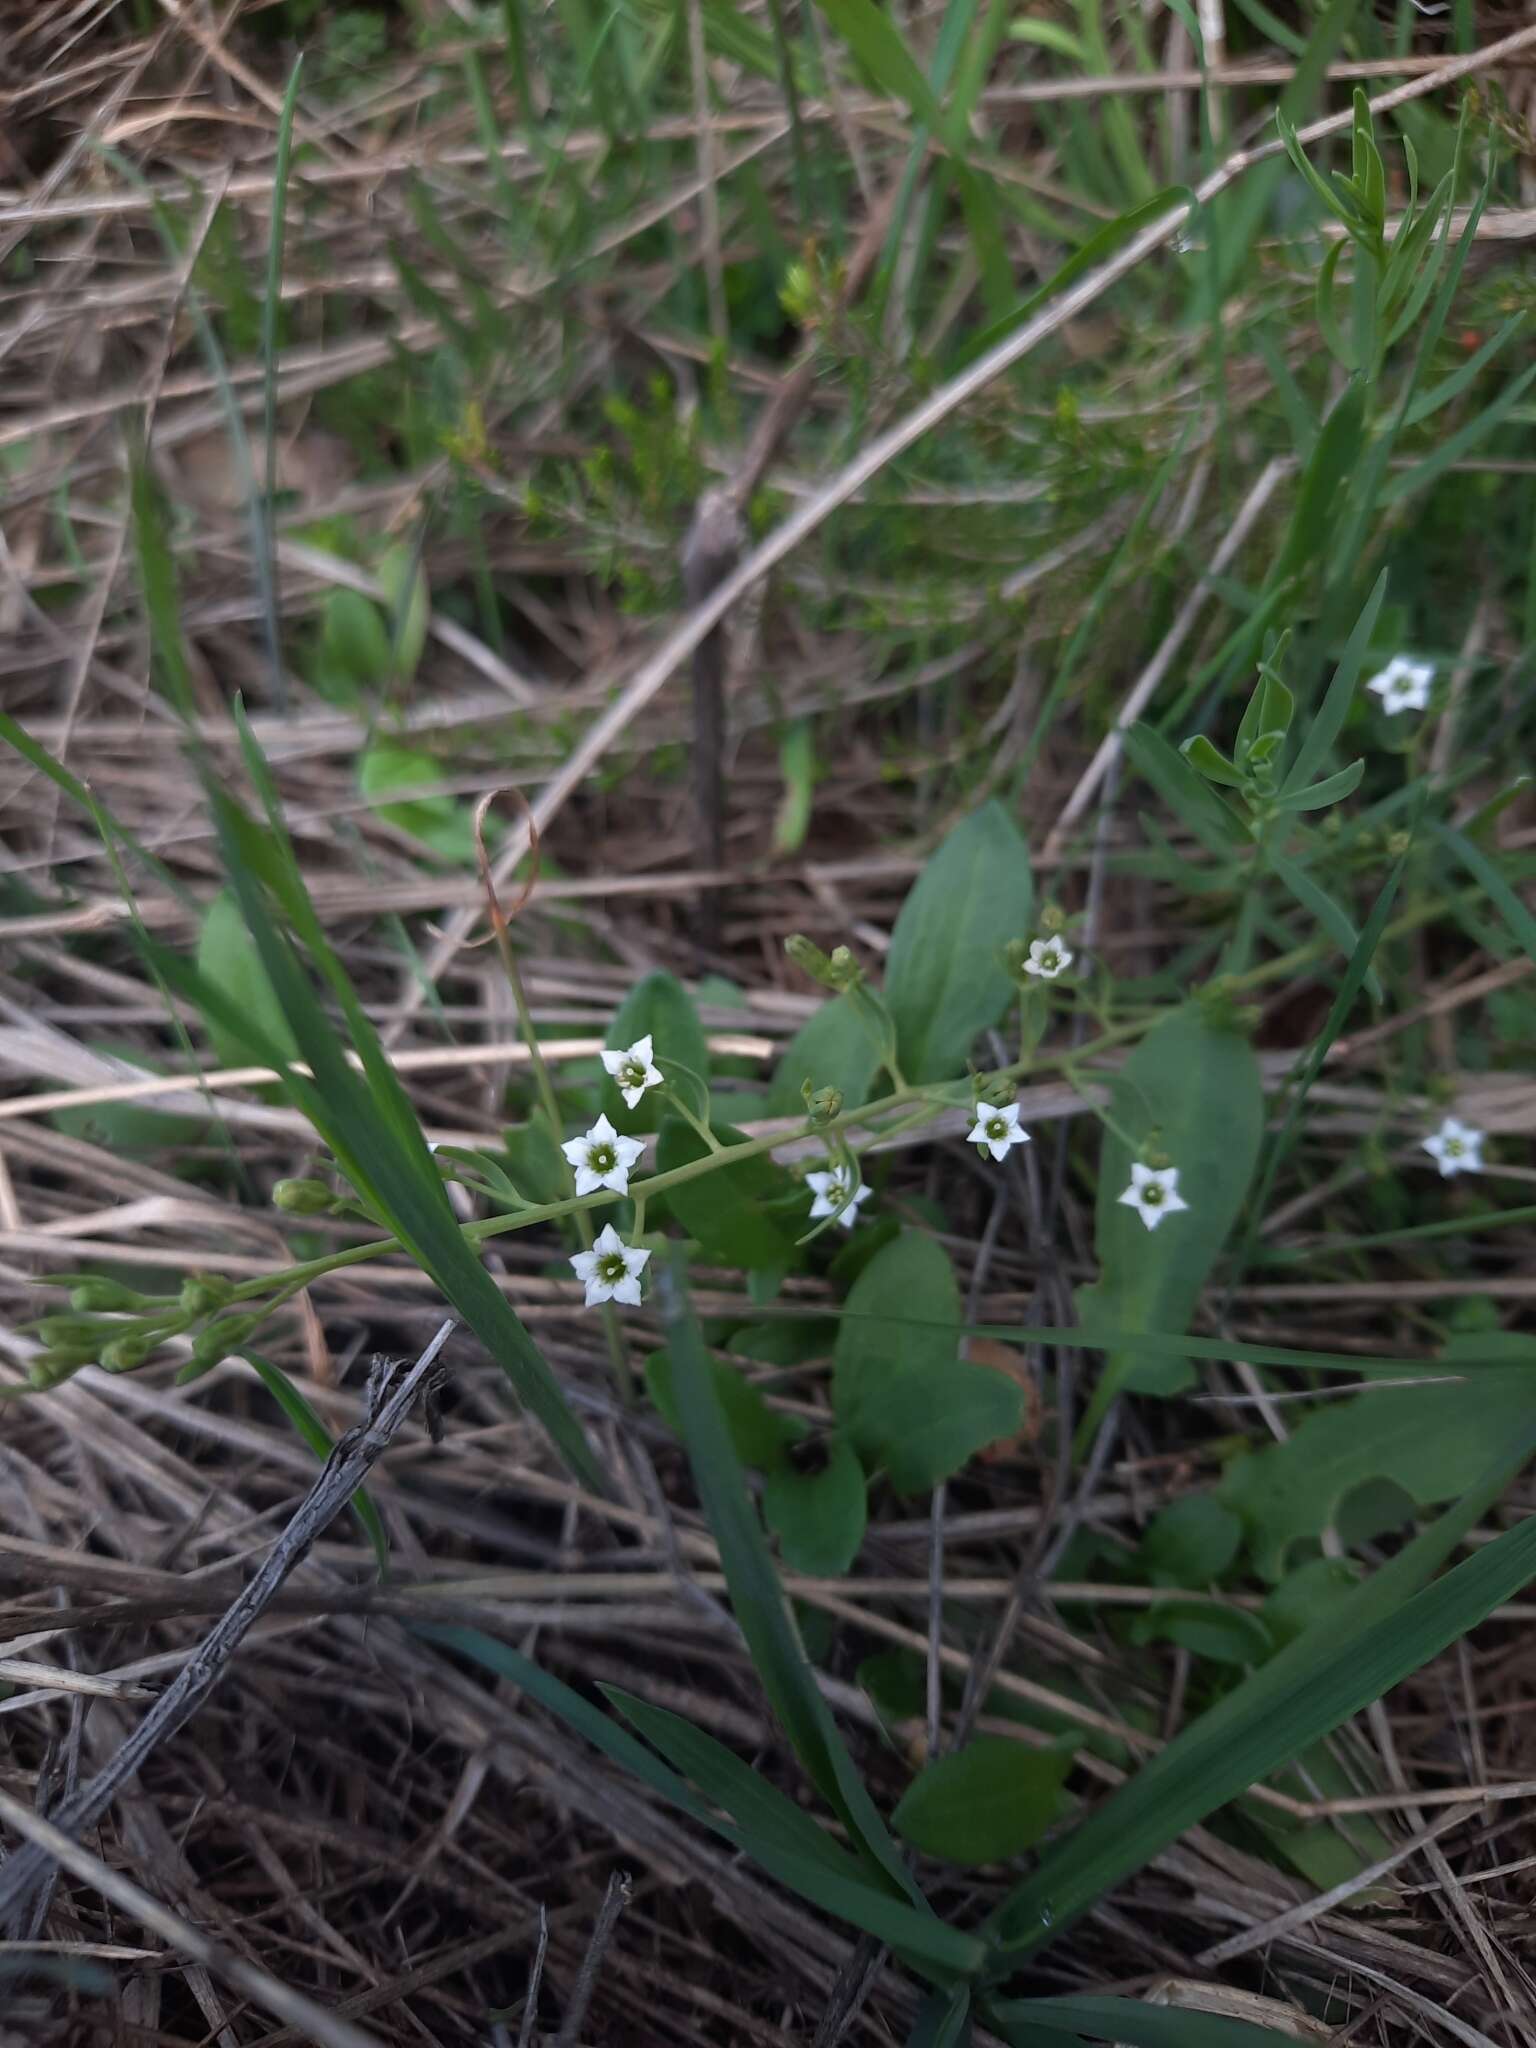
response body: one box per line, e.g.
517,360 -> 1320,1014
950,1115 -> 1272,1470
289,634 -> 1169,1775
597,1252 -> 628,1284
620,1060 -> 646,1090
1143,1183 -> 1165,1205
1445,1137 -> 1464,1157
1040,948 -> 1060,969
589,1143 -> 617,1173
987,1117 -> 1008,1141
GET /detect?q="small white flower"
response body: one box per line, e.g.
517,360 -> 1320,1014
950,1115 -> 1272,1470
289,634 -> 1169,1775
968,1101 -> 1032,1162
1117,1162 -> 1190,1232
1365,655 -> 1434,716
1423,1115 -> 1484,1178
1022,937 -> 1074,981
561,1113 -> 645,1197
805,1165 -> 872,1229
601,1032 -> 664,1109
569,1223 -> 652,1308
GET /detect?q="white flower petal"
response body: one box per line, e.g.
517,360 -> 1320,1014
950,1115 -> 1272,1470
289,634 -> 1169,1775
572,1164 -> 602,1197
583,1274 -> 616,1306
609,1274 -> 644,1307
591,1223 -> 626,1255
599,1048 -> 627,1078
560,1135 -> 588,1168
614,1134 -> 646,1173
570,1249 -> 599,1283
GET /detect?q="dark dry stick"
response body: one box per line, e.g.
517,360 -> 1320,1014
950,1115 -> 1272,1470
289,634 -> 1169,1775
0,1318 -> 457,1934
553,1869 -> 631,2048
517,1905 -> 550,2048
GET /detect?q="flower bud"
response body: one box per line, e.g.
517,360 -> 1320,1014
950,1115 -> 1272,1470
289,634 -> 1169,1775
801,1081 -> 843,1124
30,1347 -> 95,1387
977,1074 -> 1016,1109
36,1314 -> 99,1347
69,1279 -> 153,1314
273,1177 -> 337,1215
1039,902 -> 1066,935
101,1334 -> 153,1374
784,934 -> 836,984
180,1273 -> 234,1316
1386,829 -> 1411,859
826,945 -> 862,991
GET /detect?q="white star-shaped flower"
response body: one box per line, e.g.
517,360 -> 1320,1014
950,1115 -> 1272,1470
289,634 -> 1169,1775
561,1113 -> 645,1197
1365,655 -> 1434,716
968,1101 -> 1032,1162
569,1223 -> 652,1308
1422,1115 -> 1484,1178
1022,937 -> 1074,980
601,1033 -> 663,1109
1117,1162 -> 1190,1232
805,1165 -> 871,1229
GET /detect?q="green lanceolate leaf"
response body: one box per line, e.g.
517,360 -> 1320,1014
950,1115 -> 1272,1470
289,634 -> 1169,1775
196,889 -> 299,1073
1076,1004 -> 1263,1434
883,802 -> 1034,1083
893,1736 -> 1074,1867
1124,725 -> 1247,858
358,742 -> 477,863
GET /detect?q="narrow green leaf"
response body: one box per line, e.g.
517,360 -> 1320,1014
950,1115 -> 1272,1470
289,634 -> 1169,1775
991,1474 -> 1536,1953
1440,822 -> 1536,964
658,1251 -> 928,1909
1267,846 -> 1380,1000
1124,725 -> 1247,857
1280,570 -> 1387,794
1268,759 -> 1364,812
993,1996 -> 1293,2048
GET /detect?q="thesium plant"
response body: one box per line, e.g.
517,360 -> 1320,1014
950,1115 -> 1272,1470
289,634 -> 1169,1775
3,12 -> 1536,2046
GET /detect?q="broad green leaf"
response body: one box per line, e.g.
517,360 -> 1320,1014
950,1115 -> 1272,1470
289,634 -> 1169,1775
603,971 -> 709,1133
645,1347 -> 795,1469
246,1351 -> 389,1572
317,586 -> 393,698
1220,1349 -> 1536,1581
358,742 -> 476,863
990,1451 -> 1536,1955
197,889 -> 298,1073
893,1736 -> 1073,1866
1129,1600 -> 1272,1666
1138,1494 -> 1241,1585
862,1357 -> 1022,1494
766,996 -> 880,1118
658,1252 -> 929,1911
764,1437 -> 868,1574
655,1118 -> 799,1272
883,803 -> 1033,1082
1076,1005 -> 1263,1431
833,1231 -> 1019,1489
833,1230 -> 959,1459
